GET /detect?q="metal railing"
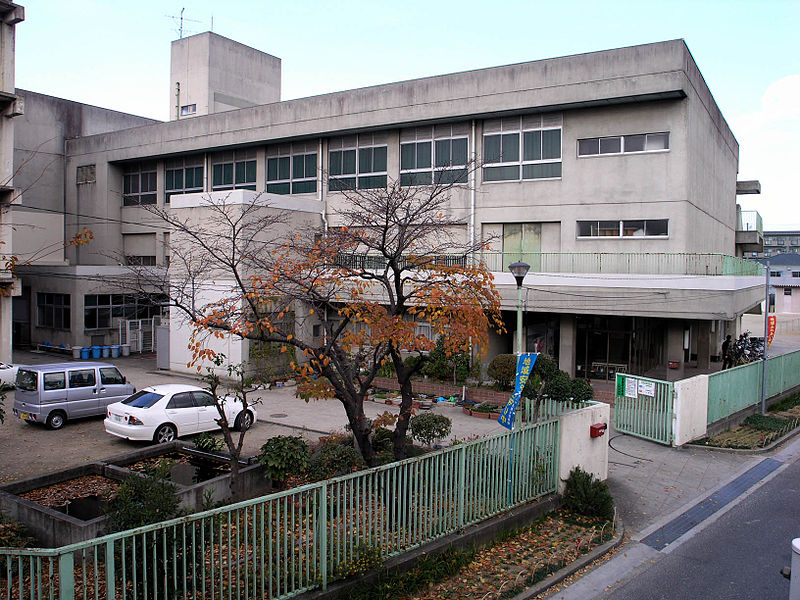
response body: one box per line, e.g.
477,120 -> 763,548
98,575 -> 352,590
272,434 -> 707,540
334,253 -> 467,271
614,373 -> 675,445
707,349 -> 800,425
737,210 -> 763,235
478,252 -> 764,276
520,397 -> 597,422
1,419 -> 559,600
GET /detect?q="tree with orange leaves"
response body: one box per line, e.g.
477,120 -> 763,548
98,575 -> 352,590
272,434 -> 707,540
129,173 -> 503,467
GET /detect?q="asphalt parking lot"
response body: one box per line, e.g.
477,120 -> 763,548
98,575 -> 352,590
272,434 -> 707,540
0,350 -> 504,484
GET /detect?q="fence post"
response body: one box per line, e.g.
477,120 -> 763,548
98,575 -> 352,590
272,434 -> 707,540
457,444 -> 466,529
58,553 -> 74,600
105,542 -> 116,600
318,482 -> 328,590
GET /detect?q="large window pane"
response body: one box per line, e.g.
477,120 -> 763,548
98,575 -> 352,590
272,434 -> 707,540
522,162 -> 561,179
598,221 -> 620,236
452,138 -> 468,165
501,133 -> 519,162
359,148 -> 373,173
341,150 -> 356,174
373,147 -> 387,172
622,220 -> 645,236
523,131 -> 541,161
483,135 -> 502,163
358,174 -> 387,189
267,182 -> 291,194
400,144 -> 415,170
646,133 -> 669,151
401,171 -> 432,186
329,151 -> 342,176
577,222 -> 595,237
541,130 -> 561,160
305,154 -> 317,177
434,139 -> 450,167
291,180 -> 316,194
415,142 -> 430,169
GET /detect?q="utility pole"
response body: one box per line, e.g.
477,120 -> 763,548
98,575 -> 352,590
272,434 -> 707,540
761,260 -> 770,415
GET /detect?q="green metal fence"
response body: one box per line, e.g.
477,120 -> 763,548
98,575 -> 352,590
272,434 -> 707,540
478,252 -> 764,276
521,397 -> 597,422
1,419 -> 559,600
614,374 -> 675,445
707,349 -> 800,424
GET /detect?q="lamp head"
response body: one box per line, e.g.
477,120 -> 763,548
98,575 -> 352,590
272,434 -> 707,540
508,261 -> 530,288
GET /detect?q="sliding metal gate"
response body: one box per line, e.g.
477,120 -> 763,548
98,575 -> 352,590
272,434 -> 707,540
614,373 -> 675,445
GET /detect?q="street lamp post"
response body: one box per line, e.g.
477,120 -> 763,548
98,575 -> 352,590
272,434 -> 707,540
509,261 -> 530,356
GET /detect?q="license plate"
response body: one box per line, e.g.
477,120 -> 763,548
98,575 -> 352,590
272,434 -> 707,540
113,414 -> 125,423
21,412 -> 28,420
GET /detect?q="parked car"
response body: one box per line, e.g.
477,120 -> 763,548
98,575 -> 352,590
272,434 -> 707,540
0,362 -> 18,389
104,384 -> 256,443
12,362 -> 135,430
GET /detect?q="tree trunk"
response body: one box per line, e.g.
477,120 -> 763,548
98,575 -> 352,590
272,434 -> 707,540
392,369 -> 414,461
342,395 -> 377,467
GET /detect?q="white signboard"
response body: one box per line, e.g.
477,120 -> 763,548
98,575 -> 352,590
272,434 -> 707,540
625,378 -> 638,398
638,381 -> 656,397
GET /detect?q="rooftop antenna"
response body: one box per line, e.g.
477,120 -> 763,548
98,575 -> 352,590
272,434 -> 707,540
165,7 -> 201,39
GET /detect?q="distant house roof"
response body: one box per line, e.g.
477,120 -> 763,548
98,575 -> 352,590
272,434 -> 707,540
754,253 -> 800,267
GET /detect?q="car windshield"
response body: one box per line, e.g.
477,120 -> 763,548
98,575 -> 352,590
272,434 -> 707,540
122,390 -> 164,408
15,369 -> 37,392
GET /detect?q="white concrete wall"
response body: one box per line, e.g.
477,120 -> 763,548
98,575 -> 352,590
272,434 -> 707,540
673,374 -> 709,445
557,402 -> 610,493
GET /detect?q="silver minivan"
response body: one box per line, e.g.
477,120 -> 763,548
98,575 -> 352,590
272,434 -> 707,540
12,362 -> 135,430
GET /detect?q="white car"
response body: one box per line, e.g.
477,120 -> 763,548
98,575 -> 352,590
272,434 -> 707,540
0,362 -> 18,389
104,384 -> 256,443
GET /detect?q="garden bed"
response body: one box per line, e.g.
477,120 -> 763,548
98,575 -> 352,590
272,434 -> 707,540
692,400 -> 800,449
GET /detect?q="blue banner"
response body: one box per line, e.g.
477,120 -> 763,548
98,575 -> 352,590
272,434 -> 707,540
497,353 -> 538,430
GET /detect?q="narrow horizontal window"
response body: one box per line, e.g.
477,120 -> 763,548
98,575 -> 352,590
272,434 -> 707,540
578,132 -> 669,157
577,219 -> 669,238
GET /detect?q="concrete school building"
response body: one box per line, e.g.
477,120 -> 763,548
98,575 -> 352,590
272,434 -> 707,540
9,29 -> 765,380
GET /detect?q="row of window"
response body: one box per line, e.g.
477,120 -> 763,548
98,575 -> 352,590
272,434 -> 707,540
37,293 -> 166,331
118,121 -> 670,204
769,271 -> 800,278
40,367 -> 125,392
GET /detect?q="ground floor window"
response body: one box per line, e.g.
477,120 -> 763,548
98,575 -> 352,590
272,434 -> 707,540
36,293 -> 70,330
84,294 -> 167,330
576,315 -> 664,380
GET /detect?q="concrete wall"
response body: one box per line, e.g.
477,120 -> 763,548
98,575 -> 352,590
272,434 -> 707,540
170,32 -> 280,120
557,402 -> 610,492
673,374 -> 709,445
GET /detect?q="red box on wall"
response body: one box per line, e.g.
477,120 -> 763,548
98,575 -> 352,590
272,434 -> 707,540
590,423 -> 607,438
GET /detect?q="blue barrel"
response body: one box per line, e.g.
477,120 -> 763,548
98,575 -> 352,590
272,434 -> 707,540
91,346 -> 101,359
80,347 -> 90,360
111,345 -> 121,358
101,346 -> 111,358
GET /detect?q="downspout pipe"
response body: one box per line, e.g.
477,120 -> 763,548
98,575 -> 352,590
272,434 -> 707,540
319,138 -> 328,231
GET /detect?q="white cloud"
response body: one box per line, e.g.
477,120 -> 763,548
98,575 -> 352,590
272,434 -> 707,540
731,75 -> 800,229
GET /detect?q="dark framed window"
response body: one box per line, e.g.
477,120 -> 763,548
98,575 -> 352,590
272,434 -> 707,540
483,114 -> 562,182
329,134 -> 387,191
212,150 -> 257,191
400,124 -> 468,187
267,151 -> 317,194
84,294 -> 167,330
165,156 -> 204,202
122,162 -> 157,206
36,293 -> 71,330
125,255 -> 157,266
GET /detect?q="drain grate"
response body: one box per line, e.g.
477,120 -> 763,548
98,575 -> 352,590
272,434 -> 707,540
269,413 -> 288,418
641,458 -> 782,551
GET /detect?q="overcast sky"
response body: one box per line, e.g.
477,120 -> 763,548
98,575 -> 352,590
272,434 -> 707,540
16,0 -> 800,228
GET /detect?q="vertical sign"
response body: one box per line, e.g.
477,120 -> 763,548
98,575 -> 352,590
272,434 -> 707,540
767,315 -> 777,348
498,353 -> 538,430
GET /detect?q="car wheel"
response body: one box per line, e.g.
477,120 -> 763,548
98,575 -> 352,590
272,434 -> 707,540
235,411 -> 253,431
46,411 -> 66,430
153,423 -> 177,444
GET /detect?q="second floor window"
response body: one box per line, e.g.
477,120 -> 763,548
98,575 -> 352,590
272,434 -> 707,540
165,156 -> 204,202
400,124 -> 469,186
578,132 -> 670,156
212,150 -> 257,191
483,114 -> 562,182
329,134 -> 387,191
267,143 -> 317,194
123,162 -> 157,206
577,219 -> 669,238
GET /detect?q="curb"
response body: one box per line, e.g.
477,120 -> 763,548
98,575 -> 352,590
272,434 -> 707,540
687,420 -> 800,454
509,518 -> 626,600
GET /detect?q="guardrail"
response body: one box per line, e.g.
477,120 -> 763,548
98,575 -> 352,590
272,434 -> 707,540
1,419 -> 559,600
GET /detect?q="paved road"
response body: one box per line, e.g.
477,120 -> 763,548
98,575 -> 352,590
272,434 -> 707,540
604,457 -> 799,600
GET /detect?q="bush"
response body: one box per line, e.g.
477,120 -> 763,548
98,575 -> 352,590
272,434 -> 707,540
310,443 -> 365,480
403,354 -> 422,372
258,436 -> 311,483
488,354 -> 517,390
371,427 -> 394,453
570,378 -> 594,402
106,463 -> 181,533
421,336 -> 470,383
0,514 -> 36,548
543,370 -> 573,402
562,467 -> 614,521
194,431 -> 224,453
409,413 -> 452,447
744,414 -> 789,432
533,353 -> 559,382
